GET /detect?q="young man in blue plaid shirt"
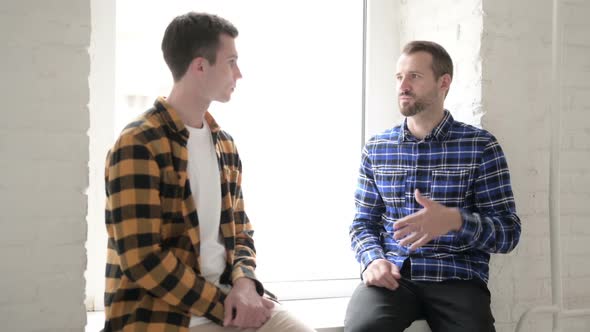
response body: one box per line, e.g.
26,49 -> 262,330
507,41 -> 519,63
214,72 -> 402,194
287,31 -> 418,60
345,41 -> 521,332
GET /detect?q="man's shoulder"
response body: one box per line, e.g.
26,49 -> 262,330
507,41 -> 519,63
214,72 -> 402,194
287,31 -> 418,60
367,125 -> 403,146
109,108 -> 172,161
215,128 -> 235,144
215,129 -> 241,164
121,107 -> 169,139
449,120 -> 496,143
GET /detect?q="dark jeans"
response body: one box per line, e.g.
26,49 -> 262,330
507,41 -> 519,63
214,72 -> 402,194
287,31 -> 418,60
344,275 -> 495,332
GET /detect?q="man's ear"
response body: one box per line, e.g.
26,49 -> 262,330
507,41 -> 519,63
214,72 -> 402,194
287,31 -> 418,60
439,73 -> 452,93
188,57 -> 207,75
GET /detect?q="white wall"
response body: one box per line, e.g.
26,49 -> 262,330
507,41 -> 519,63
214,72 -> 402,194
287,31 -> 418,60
399,0 -> 484,126
86,0 -> 115,311
483,0 -> 590,331
0,0 -> 90,331
560,0 -> 590,313
397,0 -> 590,331
482,0 -> 554,330
364,0 -> 402,137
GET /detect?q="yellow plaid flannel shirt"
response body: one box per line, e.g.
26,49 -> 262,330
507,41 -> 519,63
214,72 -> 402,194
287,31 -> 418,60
103,97 -> 263,331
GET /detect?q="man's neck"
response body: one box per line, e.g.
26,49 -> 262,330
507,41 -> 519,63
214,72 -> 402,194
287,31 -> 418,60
406,108 -> 445,140
167,84 -> 210,128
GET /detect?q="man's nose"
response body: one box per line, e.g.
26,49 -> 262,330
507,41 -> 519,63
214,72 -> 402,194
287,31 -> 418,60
235,66 -> 243,80
399,78 -> 411,93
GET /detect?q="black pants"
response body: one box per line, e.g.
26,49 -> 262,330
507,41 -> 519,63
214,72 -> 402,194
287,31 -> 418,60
344,276 -> 495,332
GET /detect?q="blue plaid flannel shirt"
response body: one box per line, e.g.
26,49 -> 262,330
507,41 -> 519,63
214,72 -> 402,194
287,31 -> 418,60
350,110 -> 521,283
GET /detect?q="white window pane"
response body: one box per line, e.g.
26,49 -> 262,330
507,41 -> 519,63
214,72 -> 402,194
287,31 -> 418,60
116,0 -> 363,283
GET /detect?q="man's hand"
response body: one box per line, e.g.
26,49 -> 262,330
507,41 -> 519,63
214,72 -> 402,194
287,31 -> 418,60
362,259 -> 401,291
223,278 -> 274,329
393,189 -> 463,251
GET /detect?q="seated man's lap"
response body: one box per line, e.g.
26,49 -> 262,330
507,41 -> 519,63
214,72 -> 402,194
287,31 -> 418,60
189,305 -> 314,332
344,281 -> 422,332
420,278 -> 495,332
344,278 -> 495,332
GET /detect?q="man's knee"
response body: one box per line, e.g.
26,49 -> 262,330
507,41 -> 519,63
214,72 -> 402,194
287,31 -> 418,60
259,308 -> 314,332
345,282 -> 420,332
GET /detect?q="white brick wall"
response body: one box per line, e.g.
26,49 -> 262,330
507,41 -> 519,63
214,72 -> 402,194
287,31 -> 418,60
400,0 -> 590,331
482,1 -> 553,331
483,0 -> 590,331
561,0 -> 590,325
0,0 -> 90,331
399,0 -> 485,127
86,0 -> 115,311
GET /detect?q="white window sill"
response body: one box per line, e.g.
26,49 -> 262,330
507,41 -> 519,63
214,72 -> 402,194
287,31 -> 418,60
84,298 -> 348,332
282,297 -> 430,332
86,297 -> 430,332
281,297 -> 349,331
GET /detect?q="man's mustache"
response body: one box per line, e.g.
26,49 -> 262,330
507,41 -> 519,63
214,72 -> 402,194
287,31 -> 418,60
399,91 -> 415,97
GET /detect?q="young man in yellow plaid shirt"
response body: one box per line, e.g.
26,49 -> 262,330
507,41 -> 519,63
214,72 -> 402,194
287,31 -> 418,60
103,12 -> 313,332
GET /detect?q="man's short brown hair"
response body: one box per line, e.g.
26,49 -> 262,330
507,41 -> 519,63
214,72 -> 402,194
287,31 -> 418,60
161,12 -> 238,82
402,40 -> 453,80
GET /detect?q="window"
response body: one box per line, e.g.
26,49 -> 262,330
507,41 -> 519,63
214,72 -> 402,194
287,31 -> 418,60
87,0 -> 400,310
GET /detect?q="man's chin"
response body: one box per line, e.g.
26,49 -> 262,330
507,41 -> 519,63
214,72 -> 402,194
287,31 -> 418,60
215,95 -> 232,103
400,106 -> 422,117
399,107 -> 414,117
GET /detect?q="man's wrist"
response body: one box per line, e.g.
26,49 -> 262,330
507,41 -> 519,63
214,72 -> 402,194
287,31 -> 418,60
450,207 -> 463,231
233,277 -> 255,290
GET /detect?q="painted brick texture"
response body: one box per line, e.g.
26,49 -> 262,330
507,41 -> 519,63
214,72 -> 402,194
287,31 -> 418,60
0,0 -> 90,331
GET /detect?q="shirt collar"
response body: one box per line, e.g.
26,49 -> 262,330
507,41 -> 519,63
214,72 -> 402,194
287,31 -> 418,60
154,97 -> 222,144
399,110 -> 453,143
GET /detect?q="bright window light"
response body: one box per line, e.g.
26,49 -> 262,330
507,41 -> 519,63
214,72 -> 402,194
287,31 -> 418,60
107,0 -> 364,304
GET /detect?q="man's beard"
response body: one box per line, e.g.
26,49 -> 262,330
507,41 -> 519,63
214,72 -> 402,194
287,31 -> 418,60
398,91 -> 436,117
400,99 -> 426,116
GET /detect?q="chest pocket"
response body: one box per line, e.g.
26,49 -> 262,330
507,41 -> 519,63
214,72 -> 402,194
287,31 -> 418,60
430,169 -> 469,207
373,168 -> 407,208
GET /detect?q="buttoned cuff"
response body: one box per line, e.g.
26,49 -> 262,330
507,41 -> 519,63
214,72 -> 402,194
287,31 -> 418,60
231,267 -> 264,296
457,209 -> 482,246
359,249 -> 385,276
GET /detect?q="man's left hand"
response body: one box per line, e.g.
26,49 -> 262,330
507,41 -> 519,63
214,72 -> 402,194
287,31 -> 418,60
393,189 -> 463,251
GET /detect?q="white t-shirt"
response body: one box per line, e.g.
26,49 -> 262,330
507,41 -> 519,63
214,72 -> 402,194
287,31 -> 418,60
185,123 -> 227,327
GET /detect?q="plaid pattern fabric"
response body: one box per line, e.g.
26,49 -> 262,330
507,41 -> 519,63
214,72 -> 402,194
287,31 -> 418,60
103,97 -> 262,331
350,110 -> 521,283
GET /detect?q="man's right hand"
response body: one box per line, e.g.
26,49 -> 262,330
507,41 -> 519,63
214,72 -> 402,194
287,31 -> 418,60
223,278 -> 273,329
362,259 -> 402,291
